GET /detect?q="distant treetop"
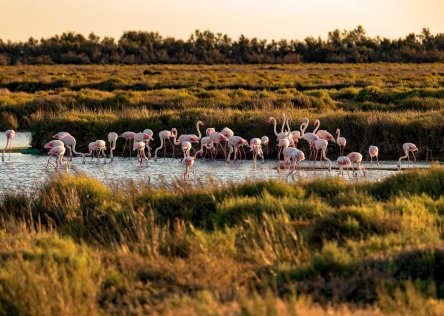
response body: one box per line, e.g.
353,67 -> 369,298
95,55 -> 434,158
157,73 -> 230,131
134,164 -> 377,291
0,26 -> 443,65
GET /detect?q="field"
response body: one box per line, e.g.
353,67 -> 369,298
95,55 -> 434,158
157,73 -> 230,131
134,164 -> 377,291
1,64 -> 444,315
0,168 -> 444,315
0,63 -> 443,157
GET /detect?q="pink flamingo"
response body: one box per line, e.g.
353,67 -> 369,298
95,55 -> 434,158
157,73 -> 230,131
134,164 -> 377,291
108,132 -> 118,162
46,145 -> 70,171
173,121 -> 204,146
300,118 -> 319,161
347,152 -> 366,177
181,141 -> 192,161
82,140 -> 107,164
249,138 -> 264,167
287,149 -> 305,180
2,129 -> 15,162
44,140 -> 64,167
337,156 -> 352,177
261,136 -> 269,158
183,154 -> 198,181
143,129 -> 154,158
227,136 -> 248,162
336,129 -> 347,156
119,132 -> 135,157
134,132 -> 153,160
285,117 -> 301,147
398,143 -> 418,169
276,138 -> 293,173
56,133 -> 82,161
154,129 -> 175,161
206,127 -> 216,136
314,119 -> 335,143
369,145 -> 379,166
133,141 -> 148,164
209,132 -> 227,160
313,138 -> 331,171
268,115 -> 291,160
197,136 -> 214,159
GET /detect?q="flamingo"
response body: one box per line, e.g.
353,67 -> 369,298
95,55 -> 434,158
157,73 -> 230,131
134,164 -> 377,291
154,129 -> 175,161
369,145 -> 379,166
227,136 -> 248,162
57,133 -> 82,161
2,129 -> 15,162
206,127 -> 216,136
261,136 -> 269,158
337,156 -> 352,177
287,150 -> 305,180
313,138 -> 331,172
46,145 -> 69,171
300,118 -> 319,161
143,129 -> 154,158
286,117 -> 301,147
197,136 -> 214,159
181,141 -> 192,161
276,138 -> 293,173
314,120 -> 335,143
172,121 -> 204,146
133,141 -> 148,164
336,129 -> 347,156
82,140 -> 106,164
398,143 -> 418,169
108,132 -> 118,162
134,131 -> 153,159
183,154 -> 198,181
347,152 -> 366,177
268,115 -> 291,160
209,132 -> 227,160
249,138 -> 264,167
119,132 -> 135,157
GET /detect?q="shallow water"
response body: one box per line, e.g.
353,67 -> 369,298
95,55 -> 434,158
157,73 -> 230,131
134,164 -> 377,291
0,151 -> 437,193
0,131 -> 32,149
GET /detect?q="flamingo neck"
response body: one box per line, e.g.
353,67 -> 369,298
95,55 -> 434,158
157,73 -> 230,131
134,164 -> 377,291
313,120 -> 320,134
271,117 -> 278,136
196,122 -> 202,139
280,114 -> 286,133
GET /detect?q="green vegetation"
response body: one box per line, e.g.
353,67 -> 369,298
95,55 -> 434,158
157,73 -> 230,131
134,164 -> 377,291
0,63 -> 443,158
1,167 -> 444,314
0,27 -> 443,64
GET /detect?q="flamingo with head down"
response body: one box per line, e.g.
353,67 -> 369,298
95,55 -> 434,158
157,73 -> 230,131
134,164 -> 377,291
337,156 -> 352,177
287,149 -> 305,180
47,145 -> 70,172
133,141 -> 148,165
249,138 -> 264,167
369,145 -> 379,166
347,152 -> 366,177
398,142 -> 418,169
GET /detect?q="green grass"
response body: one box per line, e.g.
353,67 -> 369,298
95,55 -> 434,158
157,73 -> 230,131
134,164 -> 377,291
1,167 -> 444,314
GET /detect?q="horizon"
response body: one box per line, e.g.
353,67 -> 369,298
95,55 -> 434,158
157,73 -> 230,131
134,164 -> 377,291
1,0 -> 443,42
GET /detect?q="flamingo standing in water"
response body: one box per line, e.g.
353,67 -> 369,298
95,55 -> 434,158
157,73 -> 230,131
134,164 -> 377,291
249,138 -> 264,167
286,117 -> 301,148
2,129 -> 15,162
268,115 -> 291,160
142,129 -> 154,158
313,138 -> 331,172
183,154 -> 198,181
369,145 -> 379,166
209,131 -> 228,160
197,136 -> 214,158
108,132 -> 118,162
54,133 -> 82,161
398,143 -> 418,169
227,136 -> 248,162
47,145 -> 70,171
261,136 -> 269,158
300,118 -> 319,161
336,129 -> 346,156
44,140 -> 64,167
134,132 -> 153,159
133,141 -> 148,164
337,156 -> 352,177
347,152 -> 366,177
154,129 -> 175,161
287,149 -> 305,180
119,132 -> 135,157
82,140 -> 106,164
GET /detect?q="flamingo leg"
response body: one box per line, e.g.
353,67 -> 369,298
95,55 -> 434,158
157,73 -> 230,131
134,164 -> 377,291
168,138 -> 175,159
412,151 -> 417,167
376,156 -> 379,167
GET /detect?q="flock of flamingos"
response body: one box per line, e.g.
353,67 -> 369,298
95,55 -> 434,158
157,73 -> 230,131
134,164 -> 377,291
2,115 -> 419,180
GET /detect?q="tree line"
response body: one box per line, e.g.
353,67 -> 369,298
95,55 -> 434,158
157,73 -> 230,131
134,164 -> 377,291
0,26 -> 443,65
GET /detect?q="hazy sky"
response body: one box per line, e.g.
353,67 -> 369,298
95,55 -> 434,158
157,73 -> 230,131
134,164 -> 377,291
1,0 -> 443,42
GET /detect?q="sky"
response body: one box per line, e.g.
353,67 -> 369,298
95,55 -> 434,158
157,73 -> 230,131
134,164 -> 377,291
1,0 -> 443,42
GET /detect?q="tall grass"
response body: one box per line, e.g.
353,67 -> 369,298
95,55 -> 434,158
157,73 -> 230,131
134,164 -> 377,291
0,168 -> 444,314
